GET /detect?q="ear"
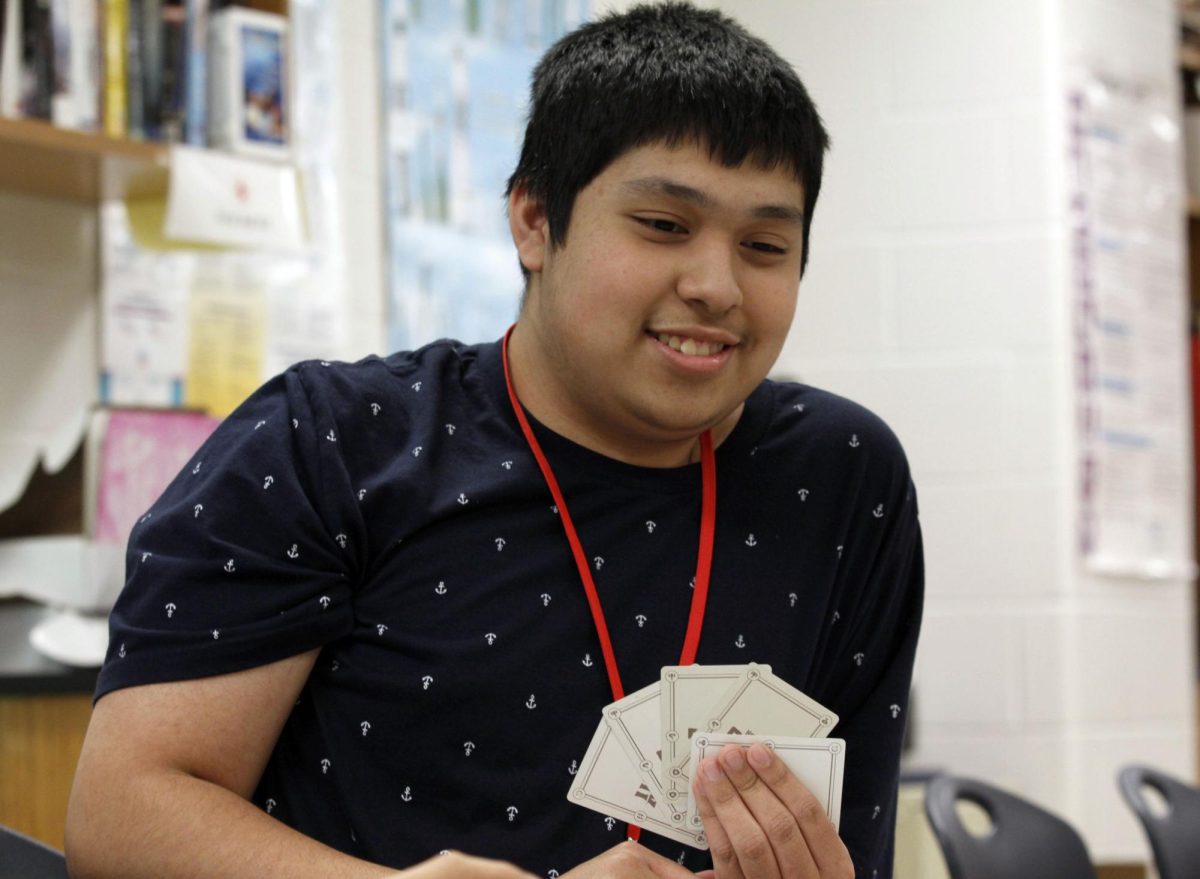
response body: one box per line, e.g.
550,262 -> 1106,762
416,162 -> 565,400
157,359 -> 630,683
508,186 -> 550,275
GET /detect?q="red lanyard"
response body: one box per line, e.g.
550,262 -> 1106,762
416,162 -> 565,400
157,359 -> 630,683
500,326 -> 717,698
501,328 -> 717,844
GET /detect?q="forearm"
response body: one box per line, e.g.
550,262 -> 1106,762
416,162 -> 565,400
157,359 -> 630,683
66,767 -> 397,879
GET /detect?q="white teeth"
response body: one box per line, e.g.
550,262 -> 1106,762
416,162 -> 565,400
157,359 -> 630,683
655,333 -> 726,357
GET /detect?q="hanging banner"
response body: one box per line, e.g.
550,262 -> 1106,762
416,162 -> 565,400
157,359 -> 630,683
1069,67 -> 1197,579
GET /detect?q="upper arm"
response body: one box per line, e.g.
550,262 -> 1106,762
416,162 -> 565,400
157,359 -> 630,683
75,648 -> 319,799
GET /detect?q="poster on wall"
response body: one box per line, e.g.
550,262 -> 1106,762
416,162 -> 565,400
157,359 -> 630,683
381,0 -> 590,352
1069,67 -> 1198,580
98,0 -> 346,418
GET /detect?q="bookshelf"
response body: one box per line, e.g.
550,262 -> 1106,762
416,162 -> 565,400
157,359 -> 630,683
0,0 -> 289,204
0,117 -> 169,202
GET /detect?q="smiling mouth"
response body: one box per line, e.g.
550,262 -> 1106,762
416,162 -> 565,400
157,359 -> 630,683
654,332 -> 729,357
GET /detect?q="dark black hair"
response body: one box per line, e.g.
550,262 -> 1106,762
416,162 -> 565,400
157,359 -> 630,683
507,1 -> 830,276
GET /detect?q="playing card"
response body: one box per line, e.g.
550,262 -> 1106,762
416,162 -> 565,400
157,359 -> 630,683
602,681 -> 679,824
660,663 -> 769,804
567,718 -> 709,849
700,664 -> 837,741
687,734 -> 846,832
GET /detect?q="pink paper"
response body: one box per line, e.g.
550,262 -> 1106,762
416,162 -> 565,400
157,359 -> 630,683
95,410 -> 220,545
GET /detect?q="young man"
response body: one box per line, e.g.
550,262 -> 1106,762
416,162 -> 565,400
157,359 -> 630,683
66,4 -> 922,878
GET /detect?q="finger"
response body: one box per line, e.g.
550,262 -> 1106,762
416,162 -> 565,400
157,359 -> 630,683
744,744 -> 854,878
693,777 -> 745,879
608,839 -> 700,879
697,753 -> 783,879
716,745 -> 816,879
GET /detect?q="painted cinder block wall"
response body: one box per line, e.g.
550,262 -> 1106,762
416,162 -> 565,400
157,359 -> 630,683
682,0 -> 1196,864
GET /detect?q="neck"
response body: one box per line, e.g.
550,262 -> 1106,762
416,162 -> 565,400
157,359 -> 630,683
503,323 -> 742,468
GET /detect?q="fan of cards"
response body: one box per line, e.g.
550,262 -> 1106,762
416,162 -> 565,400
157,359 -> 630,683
567,663 -> 845,849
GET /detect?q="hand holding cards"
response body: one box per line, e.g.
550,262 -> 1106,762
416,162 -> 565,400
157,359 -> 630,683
566,663 -> 844,849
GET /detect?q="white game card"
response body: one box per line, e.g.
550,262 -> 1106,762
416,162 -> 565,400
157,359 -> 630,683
660,663 -> 769,803
700,665 -> 837,741
687,734 -> 846,832
602,681 -> 681,823
567,719 -> 709,849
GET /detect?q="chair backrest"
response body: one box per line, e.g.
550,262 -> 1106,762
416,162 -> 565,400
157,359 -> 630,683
1118,764 -> 1200,879
0,824 -> 68,879
924,774 -> 1096,879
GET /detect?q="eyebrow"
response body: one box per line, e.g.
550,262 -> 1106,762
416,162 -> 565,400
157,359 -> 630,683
621,176 -> 806,225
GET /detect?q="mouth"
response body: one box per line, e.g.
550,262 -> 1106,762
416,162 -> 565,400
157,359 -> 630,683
652,332 -> 732,357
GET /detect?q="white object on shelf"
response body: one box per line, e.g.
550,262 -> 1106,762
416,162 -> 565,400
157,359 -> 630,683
28,608 -> 110,667
0,536 -> 125,612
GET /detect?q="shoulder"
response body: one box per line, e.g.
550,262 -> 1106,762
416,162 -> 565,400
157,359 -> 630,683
761,379 -> 911,471
280,338 -> 491,418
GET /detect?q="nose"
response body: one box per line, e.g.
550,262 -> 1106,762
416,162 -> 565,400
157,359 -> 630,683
675,241 -> 743,315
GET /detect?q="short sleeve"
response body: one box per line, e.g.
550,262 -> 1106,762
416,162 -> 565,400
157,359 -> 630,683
95,364 -> 363,700
823,478 -> 924,879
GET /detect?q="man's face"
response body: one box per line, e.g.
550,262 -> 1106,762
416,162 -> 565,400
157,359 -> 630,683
510,140 -> 806,465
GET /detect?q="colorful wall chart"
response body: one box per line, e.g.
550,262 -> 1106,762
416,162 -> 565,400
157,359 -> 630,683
381,0 -> 589,351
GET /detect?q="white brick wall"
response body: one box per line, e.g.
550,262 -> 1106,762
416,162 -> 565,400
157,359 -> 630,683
694,0 -> 1196,866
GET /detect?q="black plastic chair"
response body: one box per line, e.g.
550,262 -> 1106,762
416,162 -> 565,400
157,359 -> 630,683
1118,764 -> 1200,879
0,823 -> 68,878
924,774 -> 1096,879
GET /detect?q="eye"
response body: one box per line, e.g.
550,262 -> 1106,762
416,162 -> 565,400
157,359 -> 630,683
744,240 -> 788,255
634,216 -> 688,235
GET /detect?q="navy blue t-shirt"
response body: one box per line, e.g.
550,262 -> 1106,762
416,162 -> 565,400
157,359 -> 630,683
97,338 -> 923,878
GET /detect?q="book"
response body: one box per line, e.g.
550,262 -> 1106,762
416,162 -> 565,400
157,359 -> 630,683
125,0 -> 142,137
181,0 -> 207,144
158,0 -> 184,140
102,0 -> 127,137
17,0 -> 52,120
48,0 -> 70,124
68,0 -> 100,129
136,0 -> 160,138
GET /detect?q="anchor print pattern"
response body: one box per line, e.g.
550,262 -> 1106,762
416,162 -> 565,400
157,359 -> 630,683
99,358 -> 916,879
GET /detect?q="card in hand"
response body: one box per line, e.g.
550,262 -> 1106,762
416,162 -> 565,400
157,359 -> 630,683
660,663 -> 770,804
602,680 -> 679,825
567,716 -> 709,849
686,733 -> 846,832
700,664 -> 837,741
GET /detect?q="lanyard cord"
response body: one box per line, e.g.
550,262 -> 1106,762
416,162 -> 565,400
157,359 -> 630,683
501,328 -> 717,843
